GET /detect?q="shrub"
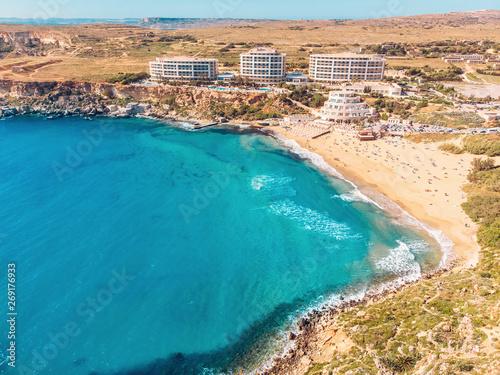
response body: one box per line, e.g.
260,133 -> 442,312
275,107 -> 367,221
457,362 -> 474,372
463,137 -> 500,157
108,72 -> 150,85
471,157 -> 496,172
380,352 -> 421,373
462,195 -> 500,223
102,89 -> 114,99
477,219 -> 500,248
438,143 -> 463,154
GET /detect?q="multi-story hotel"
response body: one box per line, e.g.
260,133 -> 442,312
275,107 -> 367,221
149,56 -> 218,81
240,47 -> 286,85
309,53 -> 385,84
320,90 -> 375,122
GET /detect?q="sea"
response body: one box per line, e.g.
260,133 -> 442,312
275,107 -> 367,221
0,116 -> 448,375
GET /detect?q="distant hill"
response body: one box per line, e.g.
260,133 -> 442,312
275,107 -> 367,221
137,18 -> 272,30
346,9 -> 500,28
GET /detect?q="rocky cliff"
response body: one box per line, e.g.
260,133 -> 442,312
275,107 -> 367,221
0,30 -> 70,56
0,79 -> 297,121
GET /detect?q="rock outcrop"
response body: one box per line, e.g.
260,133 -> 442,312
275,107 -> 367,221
0,79 -> 293,121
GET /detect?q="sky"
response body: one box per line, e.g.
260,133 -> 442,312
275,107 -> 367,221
1,0 -> 499,20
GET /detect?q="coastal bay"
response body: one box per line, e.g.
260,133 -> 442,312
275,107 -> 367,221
0,116 -> 444,375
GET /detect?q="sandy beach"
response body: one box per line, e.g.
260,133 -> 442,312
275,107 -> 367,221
272,127 -> 484,267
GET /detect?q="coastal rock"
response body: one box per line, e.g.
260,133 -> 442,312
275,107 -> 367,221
297,318 -> 309,330
0,78 -> 292,123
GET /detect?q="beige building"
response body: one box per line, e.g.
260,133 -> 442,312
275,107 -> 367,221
442,54 -> 484,64
320,90 -> 376,122
343,83 -> 404,97
149,56 -> 218,81
309,53 -> 385,84
240,47 -> 286,85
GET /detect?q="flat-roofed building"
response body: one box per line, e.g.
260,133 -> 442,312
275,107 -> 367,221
320,90 -> 375,122
358,129 -> 376,141
309,53 -> 385,84
442,54 -> 484,64
485,56 -> 500,63
217,72 -> 236,83
286,71 -> 309,86
343,83 -> 403,97
149,56 -> 218,81
240,47 -> 286,85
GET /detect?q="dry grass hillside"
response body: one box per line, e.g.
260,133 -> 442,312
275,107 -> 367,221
0,10 -> 499,82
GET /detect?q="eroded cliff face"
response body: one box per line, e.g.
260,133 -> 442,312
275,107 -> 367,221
0,31 -> 70,55
0,79 -> 291,121
0,79 -> 267,107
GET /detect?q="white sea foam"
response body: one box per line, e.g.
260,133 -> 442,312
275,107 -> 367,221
215,129 -> 457,375
268,199 -> 358,240
271,130 -> 455,268
406,239 -> 432,254
174,121 -> 196,130
368,193 -> 456,268
251,175 -> 297,197
376,241 -> 422,281
273,133 -> 345,179
338,190 -> 374,204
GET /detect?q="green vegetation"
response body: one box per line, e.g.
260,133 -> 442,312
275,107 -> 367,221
462,135 -> 500,157
303,152 -> 500,373
405,65 -> 464,82
0,38 -> 13,55
107,72 -> 150,85
365,44 -> 406,56
281,86 -> 327,108
380,351 -> 422,373
102,89 -> 114,98
208,95 -> 303,121
467,73 -> 483,83
476,68 -> 500,77
434,135 -> 500,157
304,362 -> 329,375
409,111 -> 485,128
371,97 -> 413,118
463,159 -> 500,248
405,133 -> 460,143
438,142 -> 463,154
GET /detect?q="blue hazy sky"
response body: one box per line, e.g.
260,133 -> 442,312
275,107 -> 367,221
2,0 -> 499,20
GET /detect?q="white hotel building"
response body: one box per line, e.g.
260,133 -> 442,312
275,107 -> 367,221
149,56 -> 218,81
309,53 -> 385,84
240,47 -> 286,85
320,90 -> 375,122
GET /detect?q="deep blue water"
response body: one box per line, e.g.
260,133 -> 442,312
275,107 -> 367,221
0,116 -> 442,375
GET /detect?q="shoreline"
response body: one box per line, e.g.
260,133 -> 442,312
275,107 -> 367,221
249,126 -> 483,374
254,265 -> 454,375
270,127 -> 481,268
1,112 -> 482,375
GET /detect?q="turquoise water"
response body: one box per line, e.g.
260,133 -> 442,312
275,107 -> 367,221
0,116 -> 443,375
